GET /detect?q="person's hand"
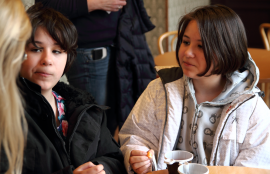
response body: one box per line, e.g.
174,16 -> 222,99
73,162 -> 105,174
87,0 -> 127,12
129,150 -> 151,174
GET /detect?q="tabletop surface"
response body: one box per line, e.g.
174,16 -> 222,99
154,48 -> 270,83
147,166 -> 270,174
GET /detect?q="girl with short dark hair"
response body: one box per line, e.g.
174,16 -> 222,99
119,4 -> 270,174
17,3 -> 126,174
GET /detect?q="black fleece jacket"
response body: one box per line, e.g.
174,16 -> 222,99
0,77 -> 126,174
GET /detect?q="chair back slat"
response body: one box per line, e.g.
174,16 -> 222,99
158,31 -> 178,54
259,23 -> 270,50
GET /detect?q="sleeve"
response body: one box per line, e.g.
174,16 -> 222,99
91,111 -> 127,174
118,79 -> 164,173
234,96 -> 270,169
51,166 -> 74,174
35,0 -> 89,19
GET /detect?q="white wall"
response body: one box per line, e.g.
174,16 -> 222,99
168,0 -> 210,50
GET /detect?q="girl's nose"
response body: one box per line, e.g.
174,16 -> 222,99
40,51 -> 52,65
185,46 -> 195,58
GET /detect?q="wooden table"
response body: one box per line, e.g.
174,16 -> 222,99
154,51 -> 178,67
147,166 -> 270,174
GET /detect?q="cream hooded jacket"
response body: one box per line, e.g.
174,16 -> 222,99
119,55 -> 270,173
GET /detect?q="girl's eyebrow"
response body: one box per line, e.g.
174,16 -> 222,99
183,35 -> 202,42
183,35 -> 190,39
34,40 -> 60,45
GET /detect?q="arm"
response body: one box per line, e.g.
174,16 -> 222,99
91,110 -> 127,174
36,0 -> 126,19
119,79 -> 164,173
234,96 -> 270,169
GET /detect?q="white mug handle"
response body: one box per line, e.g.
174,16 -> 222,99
178,162 -> 189,174
164,158 -> 175,165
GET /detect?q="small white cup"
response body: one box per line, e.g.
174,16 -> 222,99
164,150 -> 193,165
178,163 -> 209,174
164,150 -> 193,174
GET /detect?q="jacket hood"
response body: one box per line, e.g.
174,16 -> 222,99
211,52 -> 260,104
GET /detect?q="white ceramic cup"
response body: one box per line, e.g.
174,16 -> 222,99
164,150 -> 194,174
178,163 -> 209,174
164,150 -> 193,165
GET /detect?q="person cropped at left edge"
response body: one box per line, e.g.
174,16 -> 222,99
16,3 -> 126,174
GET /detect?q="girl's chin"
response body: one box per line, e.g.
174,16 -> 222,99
183,70 -> 196,78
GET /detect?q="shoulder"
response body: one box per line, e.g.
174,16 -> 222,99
235,94 -> 270,130
157,67 -> 183,84
248,94 -> 270,121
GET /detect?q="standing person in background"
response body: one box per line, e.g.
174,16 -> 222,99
35,0 -> 126,136
35,0 -> 156,138
0,0 -> 31,173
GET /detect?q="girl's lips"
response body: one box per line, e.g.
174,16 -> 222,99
35,72 -> 51,77
183,61 -> 194,67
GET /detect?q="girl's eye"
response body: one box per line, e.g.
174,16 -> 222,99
182,40 -> 190,45
53,50 -> 62,54
198,44 -> 203,48
31,48 -> 42,52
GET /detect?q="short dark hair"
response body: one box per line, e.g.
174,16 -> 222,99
176,4 -> 248,76
26,3 -> 78,74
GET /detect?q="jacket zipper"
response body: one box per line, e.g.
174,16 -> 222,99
157,76 -> 169,166
22,78 -> 72,166
213,95 -> 256,165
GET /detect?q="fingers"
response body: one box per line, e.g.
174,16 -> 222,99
106,0 -> 126,12
117,0 -> 127,6
130,155 -> 149,164
133,161 -> 151,174
129,150 -> 151,174
84,164 -> 104,174
130,150 -> 148,164
73,162 -> 105,174
132,159 -> 151,169
74,162 -> 95,172
131,150 -> 147,156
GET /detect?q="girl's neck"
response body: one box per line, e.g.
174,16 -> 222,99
192,75 -> 226,104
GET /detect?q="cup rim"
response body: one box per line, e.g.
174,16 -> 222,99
164,150 -> 193,163
177,163 -> 209,174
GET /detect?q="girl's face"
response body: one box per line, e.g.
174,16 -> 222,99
20,26 -> 67,93
178,20 -> 211,79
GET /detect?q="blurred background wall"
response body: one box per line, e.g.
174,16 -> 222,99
144,0 -> 210,58
212,0 -> 270,49
22,0 -> 34,8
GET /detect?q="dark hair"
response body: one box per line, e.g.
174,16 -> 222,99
176,4 -> 248,76
26,3 -> 78,74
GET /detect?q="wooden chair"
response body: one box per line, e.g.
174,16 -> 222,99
158,30 -> 178,54
259,23 -> 270,107
260,23 -> 270,50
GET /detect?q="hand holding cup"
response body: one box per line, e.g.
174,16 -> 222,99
129,150 -> 151,174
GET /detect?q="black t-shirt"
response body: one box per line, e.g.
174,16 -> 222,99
36,0 -> 120,48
